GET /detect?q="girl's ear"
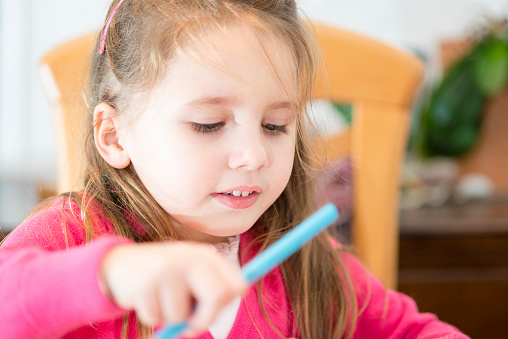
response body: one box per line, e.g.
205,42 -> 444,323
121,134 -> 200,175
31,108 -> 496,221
93,103 -> 131,169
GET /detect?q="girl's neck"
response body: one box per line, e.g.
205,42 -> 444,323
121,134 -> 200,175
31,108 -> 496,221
168,215 -> 233,244
174,225 -> 233,245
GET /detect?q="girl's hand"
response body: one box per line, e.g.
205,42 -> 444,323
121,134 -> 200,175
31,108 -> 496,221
100,242 -> 248,335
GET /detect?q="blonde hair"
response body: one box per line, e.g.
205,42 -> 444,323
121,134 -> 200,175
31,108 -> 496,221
69,0 -> 357,337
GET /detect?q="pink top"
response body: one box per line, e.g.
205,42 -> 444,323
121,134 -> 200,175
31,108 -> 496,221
0,197 -> 469,338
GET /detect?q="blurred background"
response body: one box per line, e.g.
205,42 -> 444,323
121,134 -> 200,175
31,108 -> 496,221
2,0 -> 508,338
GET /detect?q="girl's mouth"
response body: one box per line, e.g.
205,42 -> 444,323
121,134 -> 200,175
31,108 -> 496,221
219,190 -> 254,197
211,191 -> 260,209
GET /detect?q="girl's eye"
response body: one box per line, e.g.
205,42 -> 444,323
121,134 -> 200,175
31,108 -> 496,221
262,123 -> 288,135
191,122 -> 225,133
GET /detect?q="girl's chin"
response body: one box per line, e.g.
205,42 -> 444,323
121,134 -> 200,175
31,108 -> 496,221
203,225 -> 251,238
170,212 -> 260,242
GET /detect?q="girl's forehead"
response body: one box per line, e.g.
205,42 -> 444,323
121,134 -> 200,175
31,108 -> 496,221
178,24 -> 293,74
168,23 -> 297,99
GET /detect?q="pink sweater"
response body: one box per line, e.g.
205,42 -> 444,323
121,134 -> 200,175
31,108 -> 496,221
0,198 -> 469,338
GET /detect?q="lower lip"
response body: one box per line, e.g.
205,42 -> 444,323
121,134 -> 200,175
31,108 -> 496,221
212,192 -> 260,209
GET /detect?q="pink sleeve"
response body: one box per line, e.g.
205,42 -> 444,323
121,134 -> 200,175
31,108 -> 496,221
342,251 -> 470,339
0,200 -> 133,338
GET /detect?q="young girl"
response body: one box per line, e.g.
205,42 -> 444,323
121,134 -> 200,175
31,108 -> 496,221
1,0 -> 468,338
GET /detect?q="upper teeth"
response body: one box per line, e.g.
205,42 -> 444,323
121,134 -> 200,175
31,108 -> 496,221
222,191 -> 253,196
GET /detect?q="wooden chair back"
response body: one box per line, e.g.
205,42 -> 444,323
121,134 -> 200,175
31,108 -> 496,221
39,33 -> 96,194
309,23 -> 423,288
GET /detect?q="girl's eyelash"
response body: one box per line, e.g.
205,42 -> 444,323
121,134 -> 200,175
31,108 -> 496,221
191,122 -> 287,135
263,123 -> 288,135
192,122 -> 225,133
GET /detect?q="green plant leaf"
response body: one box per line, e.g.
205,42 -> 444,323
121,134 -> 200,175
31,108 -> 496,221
474,38 -> 508,95
332,102 -> 352,125
416,52 -> 486,157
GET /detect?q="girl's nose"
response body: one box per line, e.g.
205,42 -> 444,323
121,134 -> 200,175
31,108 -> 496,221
228,132 -> 269,170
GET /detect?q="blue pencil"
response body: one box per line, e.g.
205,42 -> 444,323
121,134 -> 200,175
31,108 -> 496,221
157,203 -> 339,339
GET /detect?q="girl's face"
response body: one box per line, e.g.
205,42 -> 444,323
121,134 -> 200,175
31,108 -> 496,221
118,24 -> 297,244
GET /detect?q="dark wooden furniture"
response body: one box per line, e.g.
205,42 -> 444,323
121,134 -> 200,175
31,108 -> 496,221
398,194 -> 508,339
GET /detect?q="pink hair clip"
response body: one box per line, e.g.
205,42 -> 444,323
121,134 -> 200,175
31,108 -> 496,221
99,0 -> 126,54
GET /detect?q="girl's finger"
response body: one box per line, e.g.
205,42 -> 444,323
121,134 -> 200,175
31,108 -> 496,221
158,275 -> 193,325
185,259 -> 244,331
134,287 -> 162,327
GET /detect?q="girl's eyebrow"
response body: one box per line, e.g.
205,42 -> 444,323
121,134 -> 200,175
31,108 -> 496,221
184,96 -> 293,112
183,96 -> 239,108
265,100 -> 293,112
